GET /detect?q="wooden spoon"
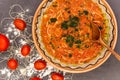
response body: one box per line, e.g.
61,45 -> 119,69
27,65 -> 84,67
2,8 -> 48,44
91,23 -> 120,61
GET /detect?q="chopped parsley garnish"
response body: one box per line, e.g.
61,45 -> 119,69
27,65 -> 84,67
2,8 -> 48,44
66,35 -> 75,47
76,45 -> 80,48
83,10 -> 89,15
68,43 -> 73,47
78,10 -> 89,16
75,40 -> 81,44
60,16 -> 80,47
69,16 -> 79,22
61,15 -> 80,29
61,21 -> 69,30
66,35 -> 74,43
70,21 -> 78,27
50,18 -> 57,23
69,16 -> 79,27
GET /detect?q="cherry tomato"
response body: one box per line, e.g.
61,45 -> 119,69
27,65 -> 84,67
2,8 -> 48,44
21,44 -> 31,56
7,58 -> 18,70
13,18 -> 26,30
30,77 -> 41,80
34,59 -> 46,70
0,34 -> 10,52
51,72 -> 64,80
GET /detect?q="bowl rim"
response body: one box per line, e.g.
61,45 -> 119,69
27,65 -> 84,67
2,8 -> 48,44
32,0 -> 118,73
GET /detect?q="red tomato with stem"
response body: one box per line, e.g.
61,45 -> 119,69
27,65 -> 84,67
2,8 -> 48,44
13,18 -> 26,30
21,44 -> 31,56
7,58 -> 18,70
34,59 -> 46,70
51,72 -> 64,80
30,77 -> 41,80
0,34 -> 10,52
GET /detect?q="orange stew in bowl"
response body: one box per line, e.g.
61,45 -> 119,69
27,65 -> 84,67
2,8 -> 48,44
40,0 -> 108,64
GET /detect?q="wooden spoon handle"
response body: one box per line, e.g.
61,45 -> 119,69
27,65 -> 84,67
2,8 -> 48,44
100,40 -> 120,61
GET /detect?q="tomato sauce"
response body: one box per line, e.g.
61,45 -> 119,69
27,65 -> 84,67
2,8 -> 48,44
40,0 -> 108,64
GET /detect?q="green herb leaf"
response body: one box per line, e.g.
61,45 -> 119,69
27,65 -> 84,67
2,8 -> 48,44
69,43 -> 73,47
61,16 -> 80,29
83,10 -> 89,15
66,35 -> 74,43
75,40 -> 81,44
76,45 -> 80,48
50,18 -> 57,22
61,21 -> 69,30
70,21 -> 78,27
70,16 -> 79,22
66,35 -> 74,47
69,16 -> 79,27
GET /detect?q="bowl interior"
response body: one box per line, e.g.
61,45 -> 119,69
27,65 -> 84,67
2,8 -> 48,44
32,0 -> 117,73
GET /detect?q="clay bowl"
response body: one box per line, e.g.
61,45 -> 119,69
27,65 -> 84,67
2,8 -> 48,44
32,0 -> 117,73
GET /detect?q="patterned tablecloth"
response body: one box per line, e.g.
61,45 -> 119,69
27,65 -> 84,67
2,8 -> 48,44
0,0 -> 120,80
